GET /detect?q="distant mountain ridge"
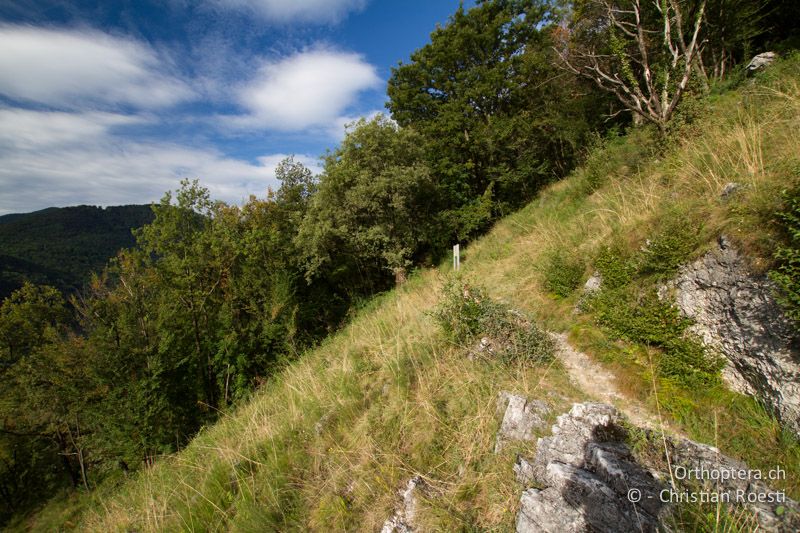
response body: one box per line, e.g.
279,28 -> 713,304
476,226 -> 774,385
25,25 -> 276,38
0,204 -> 154,300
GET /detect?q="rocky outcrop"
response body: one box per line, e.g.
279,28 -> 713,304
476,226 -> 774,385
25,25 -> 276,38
662,236 -> 800,434
747,51 -> 777,72
381,477 -> 428,533
515,403 -> 667,533
495,391 -> 550,452
514,403 -> 799,533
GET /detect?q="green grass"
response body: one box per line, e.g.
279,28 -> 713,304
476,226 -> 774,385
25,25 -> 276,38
14,55 -> 800,532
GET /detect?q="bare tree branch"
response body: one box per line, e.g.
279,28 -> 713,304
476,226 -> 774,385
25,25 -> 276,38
555,0 -> 707,129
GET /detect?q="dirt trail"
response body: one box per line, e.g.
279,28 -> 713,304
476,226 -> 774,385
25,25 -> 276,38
550,332 -> 671,432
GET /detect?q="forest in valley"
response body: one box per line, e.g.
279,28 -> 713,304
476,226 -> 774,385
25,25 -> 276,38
1,0 -> 798,524
0,205 -> 154,300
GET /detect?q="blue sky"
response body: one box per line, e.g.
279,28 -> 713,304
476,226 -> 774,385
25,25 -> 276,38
0,0 -> 473,215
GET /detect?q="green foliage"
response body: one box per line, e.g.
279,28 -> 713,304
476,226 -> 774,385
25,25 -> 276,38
594,243 -> 637,290
0,282 -> 67,368
667,498 -> 759,533
432,276 -> 554,364
588,230 -> 723,386
1,174 -> 329,525
579,126 -> 658,193
0,283 -> 73,521
298,115 -> 435,286
542,249 -> 585,297
770,184 -> 800,323
388,0 -> 609,239
638,215 -> 702,277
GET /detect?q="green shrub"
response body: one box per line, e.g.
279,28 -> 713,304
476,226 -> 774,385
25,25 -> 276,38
590,287 -> 723,386
594,243 -> 637,290
770,185 -> 800,324
432,276 -> 554,363
638,216 -> 701,277
542,249 -> 585,298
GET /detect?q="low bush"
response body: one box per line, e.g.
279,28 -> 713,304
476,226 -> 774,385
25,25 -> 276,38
580,127 -> 658,193
594,243 -> 637,290
638,215 -> 702,277
432,276 -> 554,364
770,185 -> 800,324
588,276 -> 722,386
542,249 -> 585,298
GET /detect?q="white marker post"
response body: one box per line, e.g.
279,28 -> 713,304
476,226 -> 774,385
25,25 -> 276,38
453,243 -> 460,271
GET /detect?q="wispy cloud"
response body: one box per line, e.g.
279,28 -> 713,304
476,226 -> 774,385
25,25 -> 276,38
0,25 -> 193,109
231,48 -> 381,131
0,108 -> 319,214
210,0 -> 367,23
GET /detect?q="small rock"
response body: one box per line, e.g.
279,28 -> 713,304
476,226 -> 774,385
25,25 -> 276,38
314,412 -> 332,435
575,273 -> 603,313
495,392 -> 550,453
381,477 -> 428,533
583,272 -> 602,294
720,182 -> 741,199
514,455 -> 536,484
746,51 -> 777,72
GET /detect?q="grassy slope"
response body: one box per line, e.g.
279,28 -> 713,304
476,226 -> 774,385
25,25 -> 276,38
17,58 -> 800,531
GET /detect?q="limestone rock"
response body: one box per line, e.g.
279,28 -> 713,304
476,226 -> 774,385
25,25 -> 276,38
666,236 -> 800,434
381,477 -> 427,533
514,402 -> 799,532
747,51 -> 777,71
720,182 -> 741,199
665,437 -> 800,531
514,455 -> 536,485
495,392 -> 550,452
575,273 -> 602,313
583,272 -> 602,294
516,403 -> 665,533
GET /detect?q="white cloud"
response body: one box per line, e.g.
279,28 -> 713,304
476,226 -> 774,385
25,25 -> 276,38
234,49 -> 381,131
0,108 -> 149,150
0,25 -> 193,109
0,108 -> 317,214
212,0 -> 367,23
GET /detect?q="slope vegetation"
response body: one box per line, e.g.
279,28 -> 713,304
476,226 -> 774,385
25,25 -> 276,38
19,58 -> 800,532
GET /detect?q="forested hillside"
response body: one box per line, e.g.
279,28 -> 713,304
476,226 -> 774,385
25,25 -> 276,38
0,205 -> 153,299
2,0 -> 799,530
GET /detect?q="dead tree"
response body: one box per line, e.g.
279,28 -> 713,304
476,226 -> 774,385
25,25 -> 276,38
556,0 -> 707,130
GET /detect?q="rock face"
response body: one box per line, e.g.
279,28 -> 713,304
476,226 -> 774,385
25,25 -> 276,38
495,391 -> 550,452
515,403 -> 667,533
515,403 -> 800,533
665,236 -> 800,434
381,477 -> 427,533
